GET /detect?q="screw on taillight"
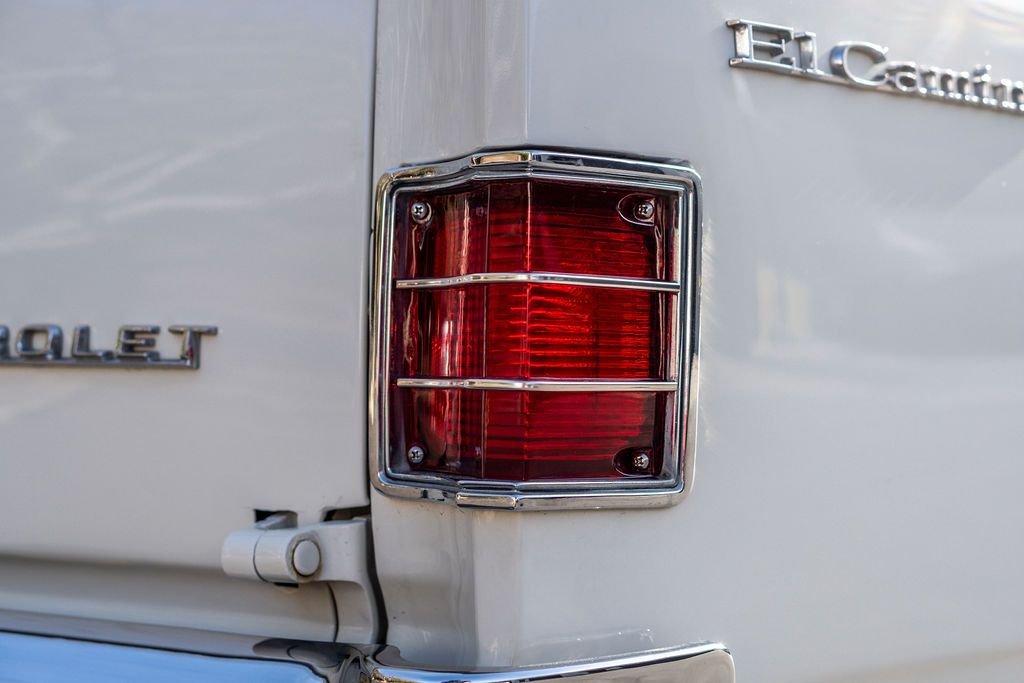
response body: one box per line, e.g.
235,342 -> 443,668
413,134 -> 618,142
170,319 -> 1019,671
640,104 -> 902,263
634,199 -> 656,222
370,151 -> 700,510
409,200 -> 431,223
406,445 -> 425,465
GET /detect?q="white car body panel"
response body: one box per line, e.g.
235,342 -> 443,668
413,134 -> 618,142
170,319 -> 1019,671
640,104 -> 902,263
0,0 -> 375,568
371,2 -> 1024,681
2,0 -> 1024,680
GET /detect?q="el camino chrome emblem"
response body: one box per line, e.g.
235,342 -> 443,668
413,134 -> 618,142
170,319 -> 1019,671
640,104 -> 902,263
0,324 -> 217,369
727,19 -> 1024,115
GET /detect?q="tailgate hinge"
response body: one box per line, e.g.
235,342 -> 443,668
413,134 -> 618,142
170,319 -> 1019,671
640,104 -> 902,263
220,513 -> 380,642
221,513 -> 371,585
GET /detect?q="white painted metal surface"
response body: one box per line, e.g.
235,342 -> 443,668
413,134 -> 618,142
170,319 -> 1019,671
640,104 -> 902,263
371,1 -> 1024,681
0,0 -> 375,641
0,557 -> 339,642
220,518 -> 379,643
0,1 -> 375,567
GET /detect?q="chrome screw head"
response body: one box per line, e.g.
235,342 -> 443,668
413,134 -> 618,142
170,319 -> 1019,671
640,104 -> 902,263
632,451 -> 651,471
634,200 -> 655,221
410,201 -> 431,223
407,445 -> 426,465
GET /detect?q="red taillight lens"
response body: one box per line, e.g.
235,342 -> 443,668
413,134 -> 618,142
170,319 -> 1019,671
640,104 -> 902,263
392,180 -> 672,281
373,152 -> 697,508
392,388 -> 666,481
394,284 -> 668,380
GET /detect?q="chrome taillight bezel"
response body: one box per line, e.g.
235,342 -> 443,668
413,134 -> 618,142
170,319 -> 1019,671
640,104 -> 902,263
369,150 -> 701,510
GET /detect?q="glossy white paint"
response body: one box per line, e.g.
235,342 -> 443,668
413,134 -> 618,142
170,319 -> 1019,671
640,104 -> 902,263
373,0 -> 529,166
0,557 -> 337,642
0,1 -> 374,563
0,0 -> 375,639
372,1 -> 1024,681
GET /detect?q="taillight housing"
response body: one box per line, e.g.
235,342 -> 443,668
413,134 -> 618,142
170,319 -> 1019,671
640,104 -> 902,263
370,151 -> 700,509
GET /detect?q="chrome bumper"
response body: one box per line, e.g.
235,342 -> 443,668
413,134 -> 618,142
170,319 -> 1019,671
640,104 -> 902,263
0,617 -> 734,683
354,642 -> 734,682
286,643 -> 737,679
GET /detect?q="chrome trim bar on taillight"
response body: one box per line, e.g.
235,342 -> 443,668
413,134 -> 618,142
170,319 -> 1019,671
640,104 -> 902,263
369,149 -> 701,510
395,271 -> 680,292
396,378 -> 678,392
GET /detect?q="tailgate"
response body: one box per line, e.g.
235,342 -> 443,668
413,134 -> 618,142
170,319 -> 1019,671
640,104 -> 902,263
0,0 -> 375,569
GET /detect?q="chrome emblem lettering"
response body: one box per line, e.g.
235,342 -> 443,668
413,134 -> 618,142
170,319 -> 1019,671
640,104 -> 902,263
727,19 -> 1024,114
0,324 -> 217,369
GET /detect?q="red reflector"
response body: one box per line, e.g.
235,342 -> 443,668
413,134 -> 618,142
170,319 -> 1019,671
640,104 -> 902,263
372,152 -> 698,508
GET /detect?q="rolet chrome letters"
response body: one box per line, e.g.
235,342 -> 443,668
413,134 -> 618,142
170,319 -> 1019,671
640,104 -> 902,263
727,19 -> 1024,115
0,324 -> 217,370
